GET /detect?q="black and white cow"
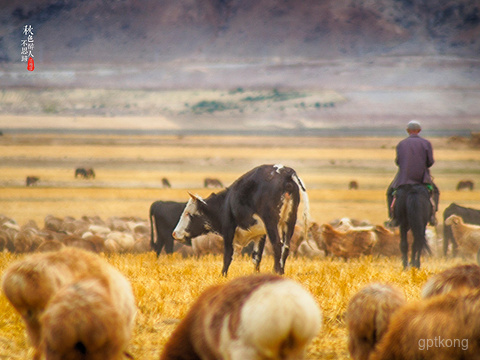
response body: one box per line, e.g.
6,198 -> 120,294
149,201 -> 207,256
173,164 -> 309,276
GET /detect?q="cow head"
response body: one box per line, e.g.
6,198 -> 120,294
172,193 -> 209,242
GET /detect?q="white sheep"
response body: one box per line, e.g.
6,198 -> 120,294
160,274 -> 322,360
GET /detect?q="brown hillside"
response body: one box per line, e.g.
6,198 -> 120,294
1,0 -> 479,64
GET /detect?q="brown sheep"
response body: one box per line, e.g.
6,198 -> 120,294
1,247 -> 136,360
191,233 -> 225,257
370,289 -> 480,360
346,283 -> 406,360
40,273 -> 135,359
372,225 -> 402,257
43,215 -> 64,233
421,264 -> 480,298
445,215 -> 480,258
13,227 -> 43,253
320,223 -> 377,259
36,239 -> 65,252
160,274 -> 322,360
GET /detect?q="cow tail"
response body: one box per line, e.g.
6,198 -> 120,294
150,212 -> 156,249
292,173 -> 310,240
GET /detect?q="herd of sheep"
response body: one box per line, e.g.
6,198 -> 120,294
0,213 -> 441,259
3,244 -> 480,359
2,205 -> 480,359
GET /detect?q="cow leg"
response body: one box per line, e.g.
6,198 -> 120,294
280,222 -> 295,271
252,236 -> 266,272
265,223 -> 284,275
222,227 -> 236,277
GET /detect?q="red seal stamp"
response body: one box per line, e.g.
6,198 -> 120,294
27,57 -> 34,71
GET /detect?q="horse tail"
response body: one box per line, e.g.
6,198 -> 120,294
406,187 -> 431,255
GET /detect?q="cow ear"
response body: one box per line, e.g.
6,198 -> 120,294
188,192 -> 207,205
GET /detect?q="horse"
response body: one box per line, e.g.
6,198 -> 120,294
393,184 -> 432,269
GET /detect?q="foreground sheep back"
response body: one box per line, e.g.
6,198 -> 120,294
345,283 -> 406,360
160,274 -> 322,360
1,247 -> 136,360
370,289 -> 480,360
41,276 -> 135,360
421,264 -> 480,298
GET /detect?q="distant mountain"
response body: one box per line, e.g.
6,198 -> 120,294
1,0 -> 479,64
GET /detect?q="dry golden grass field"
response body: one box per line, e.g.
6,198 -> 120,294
0,132 -> 479,359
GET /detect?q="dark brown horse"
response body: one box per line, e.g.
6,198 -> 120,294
394,184 -> 432,269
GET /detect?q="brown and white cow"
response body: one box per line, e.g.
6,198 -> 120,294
173,164 -> 309,276
160,274 -> 322,360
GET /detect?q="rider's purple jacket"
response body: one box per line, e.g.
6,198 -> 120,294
391,134 -> 434,188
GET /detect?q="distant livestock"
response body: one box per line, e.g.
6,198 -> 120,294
26,176 -> 39,186
161,177 -> 171,188
349,180 -> 359,189
457,179 -> 474,191
173,164 -> 309,276
75,167 -> 95,179
160,274 -> 322,360
421,264 -> 480,298
346,283 -> 406,360
203,177 -> 223,188
1,248 -> 136,360
443,203 -> 480,257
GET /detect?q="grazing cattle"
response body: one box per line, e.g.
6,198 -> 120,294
85,168 -> 95,179
173,164 -> 309,276
1,248 -> 136,360
393,184 -> 432,269
75,167 -> 88,178
160,274 -> 322,360
75,167 -> 95,179
320,223 -> 377,259
149,201 -> 207,256
370,290 -> 480,360
457,179 -> 474,191
444,215 -> 480,259
349,180 -> 359,190
204,177 -> 223,188
161,177 -> 172,188
421,264 -> 480,298
443,203 -> 480,257
346,283 -> 406,360
26,176 -> 39,186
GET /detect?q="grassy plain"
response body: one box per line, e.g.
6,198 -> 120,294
0,133 -> 479,359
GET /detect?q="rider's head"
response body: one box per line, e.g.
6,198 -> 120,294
406,120 -> 421,135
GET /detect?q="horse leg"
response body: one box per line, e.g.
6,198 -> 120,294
400,225 -> 409,269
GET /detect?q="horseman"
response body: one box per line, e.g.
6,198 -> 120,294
387,120 -> 439,227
